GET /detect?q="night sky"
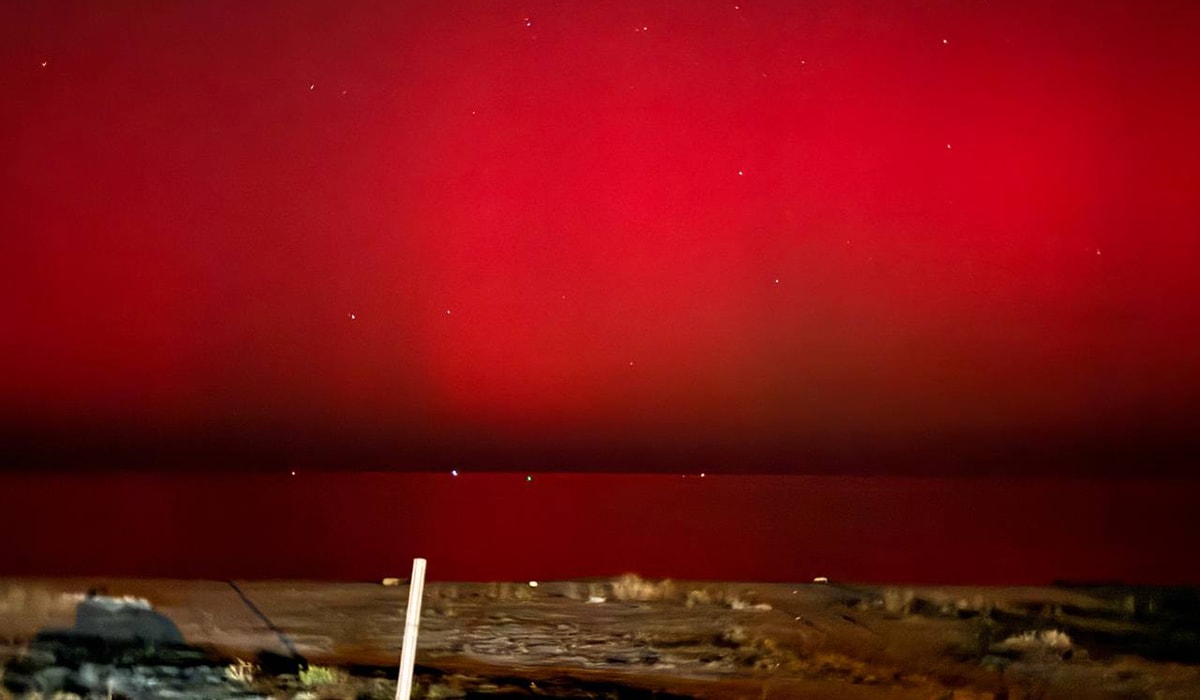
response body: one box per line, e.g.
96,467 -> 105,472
4,0 -> 1200,475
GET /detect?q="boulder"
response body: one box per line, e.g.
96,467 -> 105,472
74,594 -> 184,644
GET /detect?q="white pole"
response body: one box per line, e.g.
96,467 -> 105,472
395,557 -> 427,700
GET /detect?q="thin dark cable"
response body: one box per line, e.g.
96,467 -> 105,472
227,580 -> 301,659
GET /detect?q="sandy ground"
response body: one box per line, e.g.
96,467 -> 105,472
3,576 -> 1200,699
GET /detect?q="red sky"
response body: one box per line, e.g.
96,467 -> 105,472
3,0 -> 1200,474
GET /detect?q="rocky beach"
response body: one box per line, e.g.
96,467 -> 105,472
3,576 -> 1199,699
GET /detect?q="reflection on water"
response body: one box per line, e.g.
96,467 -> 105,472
0,472 -> 1197,584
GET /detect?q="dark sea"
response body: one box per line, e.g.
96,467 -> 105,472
1,472 -> 1196,585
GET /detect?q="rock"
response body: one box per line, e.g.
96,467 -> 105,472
74,594 -> 184,644
257,649 -> 309,676
2,593 -> 266,700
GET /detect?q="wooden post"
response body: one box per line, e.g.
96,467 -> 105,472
395,557 -> 427,700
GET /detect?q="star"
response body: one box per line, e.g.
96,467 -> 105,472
40,61 -> 48,68
451,469 -> 459,476
946,143 -> 952,149
445,309 -> 452,315
774,278 -> 780,284
290,471 -> 296,476
309,84 -> 315,90
737,170 -> 744,176
349,313 -> 356,320
942,39 -> 948,45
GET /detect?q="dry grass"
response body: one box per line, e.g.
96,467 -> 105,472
611,574 -> 677,602
225,658 -> 258,684
1001,629 -> 1073,654
299,664 -> 345,687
